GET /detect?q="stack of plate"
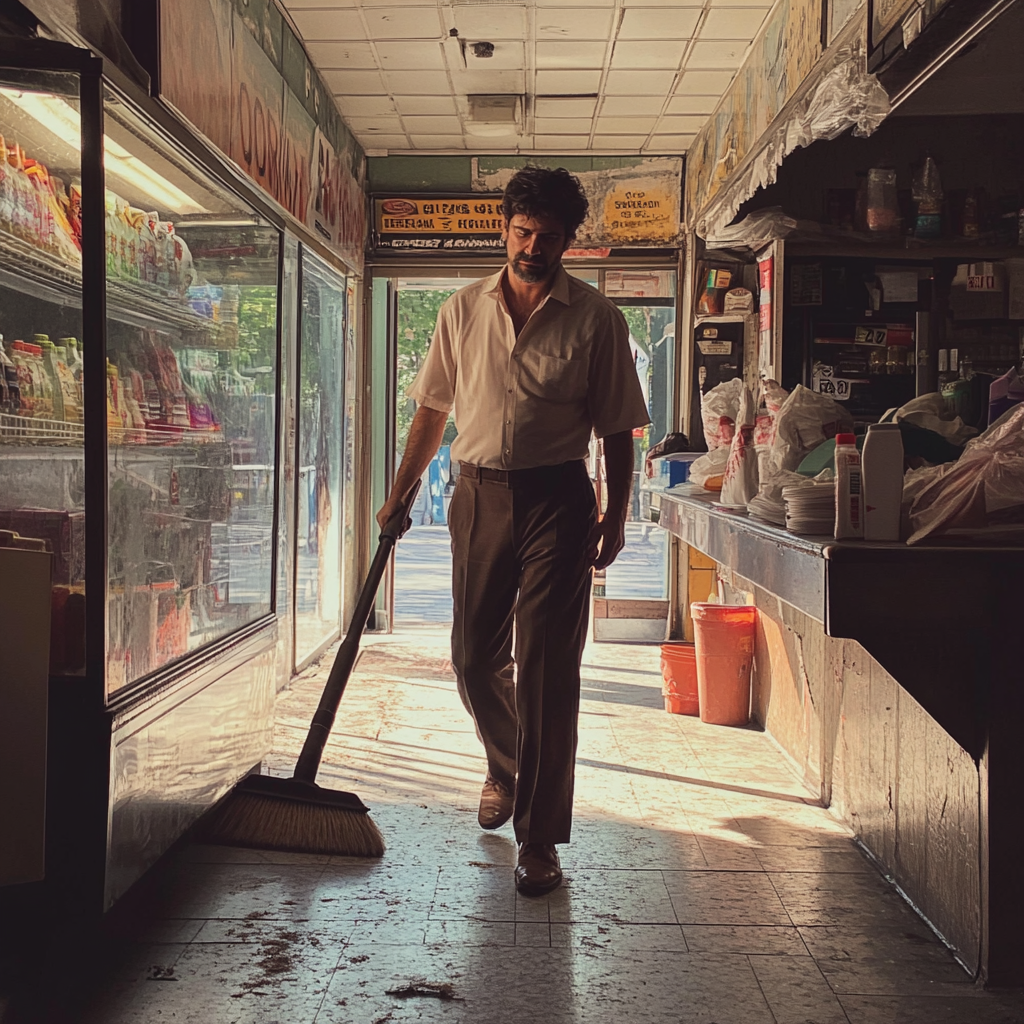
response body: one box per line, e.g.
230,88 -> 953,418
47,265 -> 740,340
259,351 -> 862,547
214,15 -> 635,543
747,493 -> 786,527
782,481 -> 835,536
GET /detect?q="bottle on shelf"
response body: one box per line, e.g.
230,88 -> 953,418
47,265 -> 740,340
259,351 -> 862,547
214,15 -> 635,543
912,156 -> 943,240
0,334 -> 11,414
35,335 -> 65,422
26,341 -> 53,420
962,189 -> 980,239
862,423 -> 904,542
10,341 -> 35,417
866,166 -> 899,235
834,433 -> 864,540
53,343 -> 81,424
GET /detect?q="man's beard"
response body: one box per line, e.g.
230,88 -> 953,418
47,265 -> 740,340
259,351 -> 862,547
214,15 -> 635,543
511,252 -> 548,283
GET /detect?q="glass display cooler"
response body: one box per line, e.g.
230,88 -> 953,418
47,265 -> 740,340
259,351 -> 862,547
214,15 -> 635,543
0,42 -> 283,910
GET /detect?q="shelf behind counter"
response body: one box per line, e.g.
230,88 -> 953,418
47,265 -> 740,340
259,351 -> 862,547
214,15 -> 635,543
651,485 -> 1024,760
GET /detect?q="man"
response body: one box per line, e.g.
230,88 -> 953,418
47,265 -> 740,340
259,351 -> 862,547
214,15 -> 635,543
377,166 -> 649,896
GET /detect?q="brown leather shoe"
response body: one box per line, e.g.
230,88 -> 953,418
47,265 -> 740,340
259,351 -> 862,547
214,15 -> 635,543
477,775 -> 514,830
515,843 -> 562,896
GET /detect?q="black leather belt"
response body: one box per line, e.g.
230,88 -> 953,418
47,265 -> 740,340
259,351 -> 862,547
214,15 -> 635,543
459,460 -> 584,487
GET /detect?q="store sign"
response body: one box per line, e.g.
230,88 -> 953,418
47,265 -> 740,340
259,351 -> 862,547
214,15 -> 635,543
603,185 -> 678,244
374,197 -> 505,251
813,365 -> 852,401
159,0 -> 367,273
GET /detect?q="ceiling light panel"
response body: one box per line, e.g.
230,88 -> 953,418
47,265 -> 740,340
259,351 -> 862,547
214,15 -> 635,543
535,69 -> 603,92
453,5 -> 528,38
604,69 -> 677,94
394,94 -> 459,115
376,41 -> 445,69
535,40 -> 607,69
306,41 -> 377,67
534,96 -> 599,117
290,9 -> 365,39
701,8 -> 769,38
536,9 -> 615,39
320,69 -> 387,93
618,8 -> 701,38
611,40 -> 685,69
363,7 -> 443,38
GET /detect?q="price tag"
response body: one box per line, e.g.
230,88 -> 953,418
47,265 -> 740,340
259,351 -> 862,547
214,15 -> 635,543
812,365 -> 853,401
855,326 -> 888,346
697,340 -> 733,356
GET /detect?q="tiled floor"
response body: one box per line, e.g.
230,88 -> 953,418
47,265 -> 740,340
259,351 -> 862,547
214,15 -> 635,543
8,628 -> 1024,1023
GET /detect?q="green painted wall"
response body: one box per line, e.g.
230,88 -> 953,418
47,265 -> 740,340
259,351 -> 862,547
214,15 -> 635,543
367,155 -> 651,193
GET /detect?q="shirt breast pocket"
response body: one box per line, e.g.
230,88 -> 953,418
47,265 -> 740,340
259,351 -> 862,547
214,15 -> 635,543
536,354 -> 588,402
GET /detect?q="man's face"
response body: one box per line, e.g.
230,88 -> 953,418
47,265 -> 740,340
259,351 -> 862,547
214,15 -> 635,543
504,212 -> 571,284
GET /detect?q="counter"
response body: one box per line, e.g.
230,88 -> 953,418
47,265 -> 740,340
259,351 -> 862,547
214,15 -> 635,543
652,485 -> 1024,985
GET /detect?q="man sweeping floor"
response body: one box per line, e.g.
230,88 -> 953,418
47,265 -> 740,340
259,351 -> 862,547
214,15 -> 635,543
376,166 -> 649,895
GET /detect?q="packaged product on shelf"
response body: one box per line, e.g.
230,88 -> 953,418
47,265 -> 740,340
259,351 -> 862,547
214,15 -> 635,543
0,335 -> 12,414
118,369 -> 147,442
26,342 -> 53,419
186,283 -> 223,321
172,226 -> 197,295
24,161 -> 80,262
52,344 -> 81,424
10,341 -> 36,416
136,209 -> 158,285
104,191 -> 121,277
36,336 -> 65,421
106,361 -> 124,442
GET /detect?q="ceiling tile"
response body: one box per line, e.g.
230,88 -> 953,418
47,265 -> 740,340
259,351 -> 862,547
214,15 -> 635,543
592,135 -> 647,147
709,0 -> 773,6
533,135 -> 592,148
536,9 -> 615,40
600,95 -> 664,116
410,134 -> 466,148
462,41 -> 525,70
290,9 -> 365,39
536,40 -> 607,69
687,39 -> 748,68
535,69 -> 603,92
322,69 -> 387,93
701,8 -> 769,37
611,40 -> 685,69
394,94 -> 458,115
362,7 -> 442,38
402,115 -> 463,133
675,69 -> 735,93
666,93 -> 718,114
360,0 -> 441,5
306,41 -> 377,67
534,117 -> 595,132
385,69 -> 451,92
345,115 -> 405,132
376,41 -> 445,68
455,69 -> 527,92
452,6 -> 528,39
596,115 -> 657,133
657,113 -> 707,132
605,69 -> 677,94
355,134 -> 409,148
282,0 -> 356,7
536,0 -> 614,6
648,133 -> 696,150
534,96 -> 599,117
618,8 -> 700,38
336,95 -> 397,116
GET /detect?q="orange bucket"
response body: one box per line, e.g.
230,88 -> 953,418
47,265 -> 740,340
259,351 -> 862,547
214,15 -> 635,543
690,603 -> 757,726
660,642 -> 699,715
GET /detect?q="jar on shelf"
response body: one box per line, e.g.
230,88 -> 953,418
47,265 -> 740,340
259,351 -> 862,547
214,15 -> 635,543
866,167 -> 899,235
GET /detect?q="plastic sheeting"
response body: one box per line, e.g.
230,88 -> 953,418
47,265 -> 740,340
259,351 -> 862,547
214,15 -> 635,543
698,44 -> 891,242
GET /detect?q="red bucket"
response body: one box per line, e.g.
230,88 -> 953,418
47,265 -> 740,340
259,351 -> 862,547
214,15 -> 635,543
660,642 -> 699,716
690,603 -> 757,726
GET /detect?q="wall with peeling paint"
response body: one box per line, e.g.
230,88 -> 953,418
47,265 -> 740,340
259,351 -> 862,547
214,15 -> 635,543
730,575 -> 982,976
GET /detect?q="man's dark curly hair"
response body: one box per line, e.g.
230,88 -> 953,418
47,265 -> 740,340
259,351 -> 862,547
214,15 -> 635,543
501,166 -> 589,240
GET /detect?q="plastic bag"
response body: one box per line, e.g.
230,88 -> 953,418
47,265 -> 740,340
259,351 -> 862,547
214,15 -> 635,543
701,377 -> 744,450
688,446 -> 729,491
721,385 -> 759,506
906,403 -> 1024,544
752,384 -> 853,506
888,393 -> 977,445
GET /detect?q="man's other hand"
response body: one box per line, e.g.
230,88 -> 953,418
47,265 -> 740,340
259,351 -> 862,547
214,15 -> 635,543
587,513 -> 626,570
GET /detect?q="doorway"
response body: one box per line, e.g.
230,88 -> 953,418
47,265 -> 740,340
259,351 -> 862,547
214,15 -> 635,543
371,262 -> 678,635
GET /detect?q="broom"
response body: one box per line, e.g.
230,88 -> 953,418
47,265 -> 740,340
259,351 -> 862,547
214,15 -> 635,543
204,481 -> 421,858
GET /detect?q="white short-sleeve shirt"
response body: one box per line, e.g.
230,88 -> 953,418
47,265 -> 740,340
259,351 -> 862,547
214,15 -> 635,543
407,266 -> 651,470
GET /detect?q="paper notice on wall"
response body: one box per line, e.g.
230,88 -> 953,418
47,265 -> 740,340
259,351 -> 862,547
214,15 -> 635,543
812,364 -> 852,401
878,270 -> 919,304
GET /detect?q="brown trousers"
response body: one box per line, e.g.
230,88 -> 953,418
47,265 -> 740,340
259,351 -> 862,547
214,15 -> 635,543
448,460 -> 597,845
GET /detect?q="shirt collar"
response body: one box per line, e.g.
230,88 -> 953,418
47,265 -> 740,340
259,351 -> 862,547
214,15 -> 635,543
486,264 -> 572,305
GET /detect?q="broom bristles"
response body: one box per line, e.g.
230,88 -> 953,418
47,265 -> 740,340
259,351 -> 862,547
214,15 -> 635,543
204,790 -> 385,858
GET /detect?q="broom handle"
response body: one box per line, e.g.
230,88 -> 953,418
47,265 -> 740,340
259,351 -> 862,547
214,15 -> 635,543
293,480 -> 421,784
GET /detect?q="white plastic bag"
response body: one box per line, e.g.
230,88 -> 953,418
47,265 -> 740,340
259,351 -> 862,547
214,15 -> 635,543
701,377 -> 744,450
688,447 -> 729,490
906,403 -> 1024,543
721,385 -> 759,506
890,393 -> 978,445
